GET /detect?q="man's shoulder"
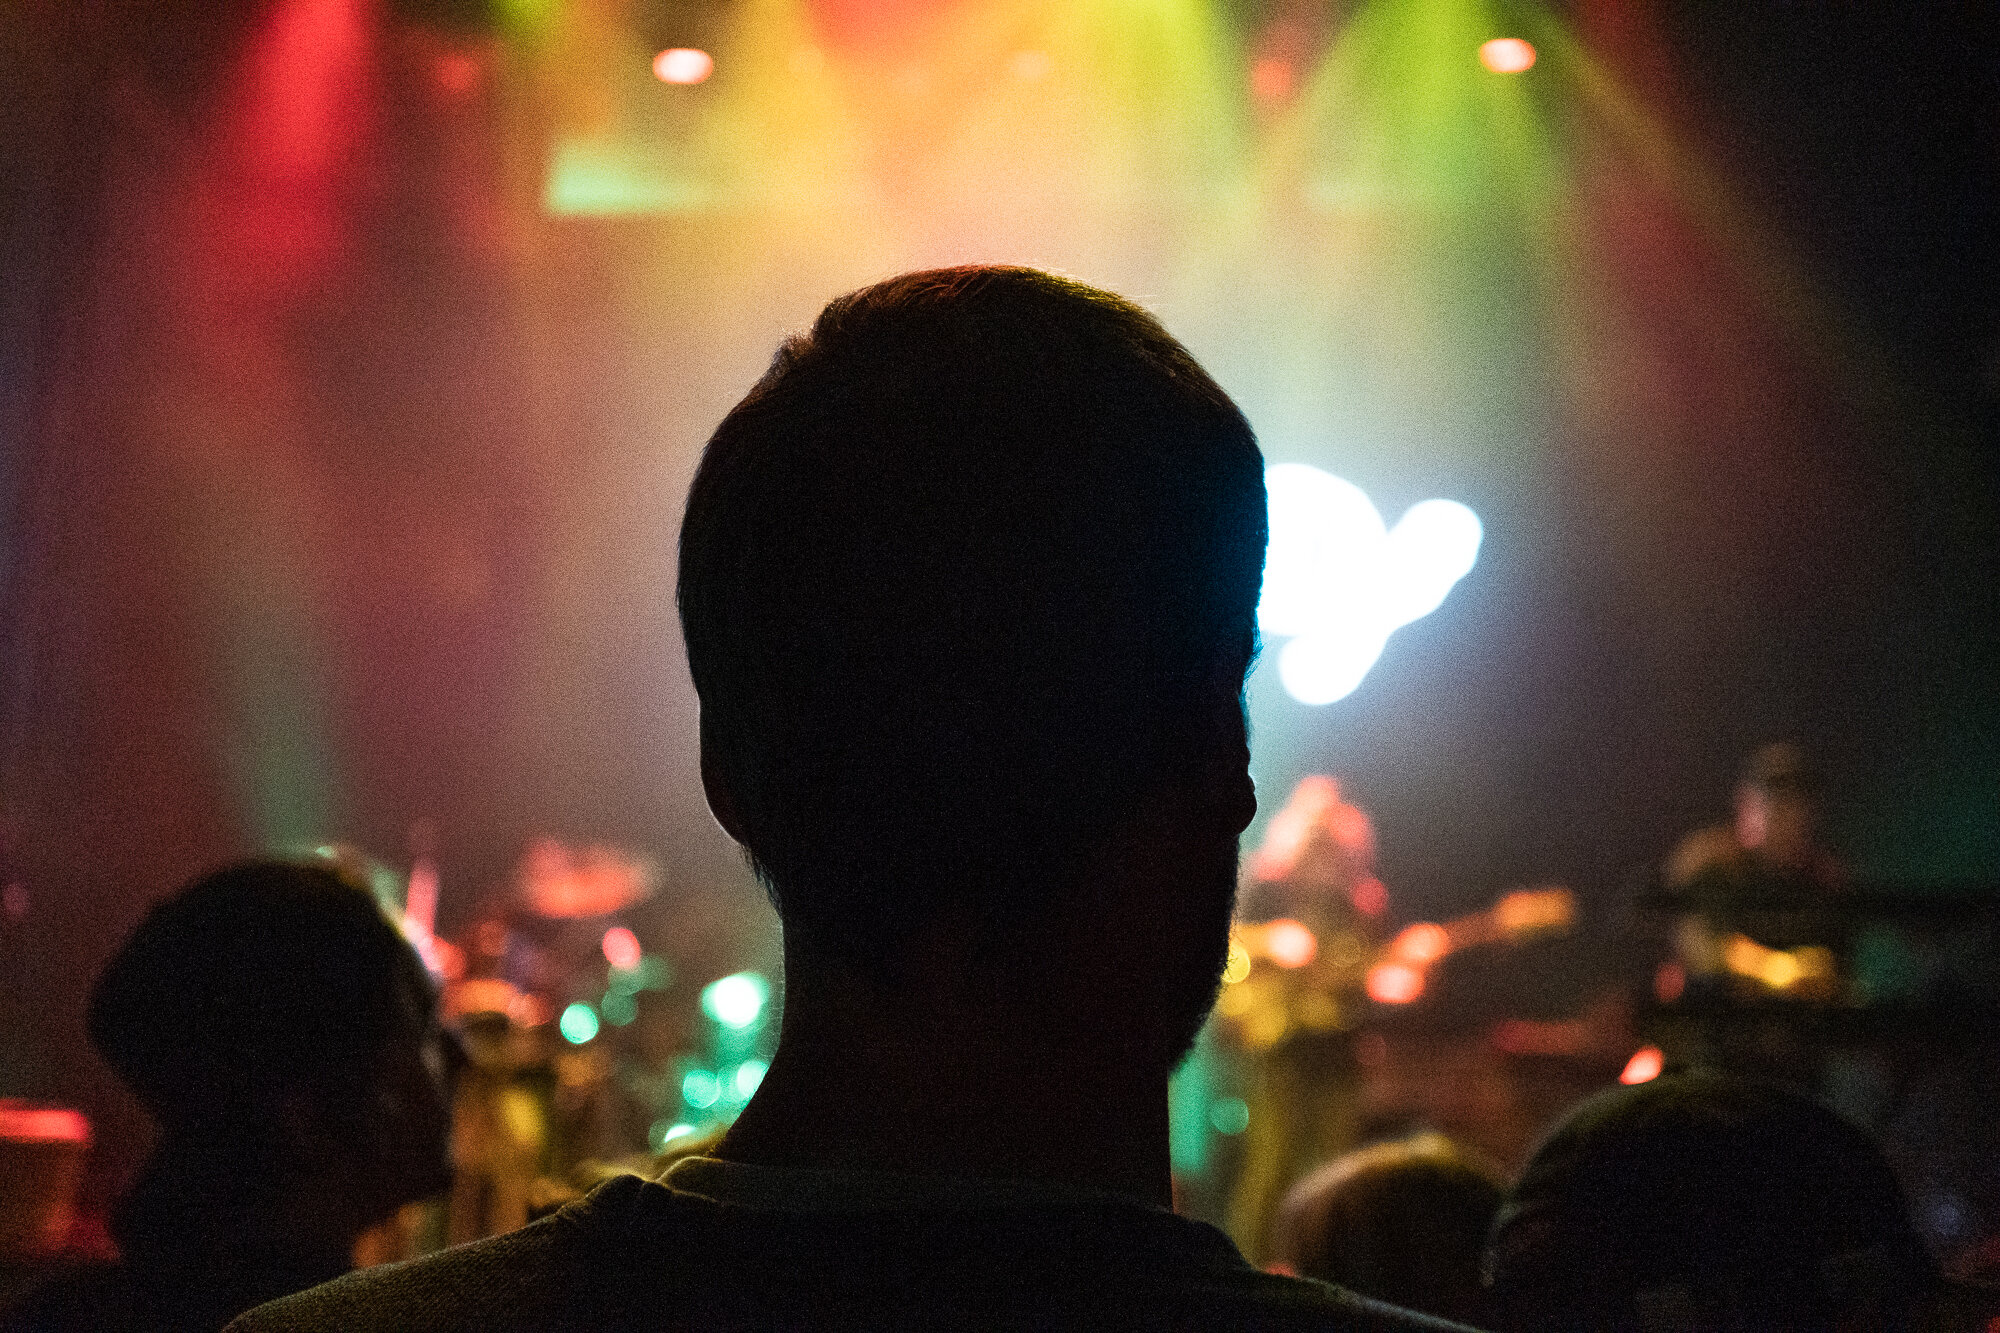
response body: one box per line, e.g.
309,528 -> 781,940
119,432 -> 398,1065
225,1174 -> 1477,1332
1165,1264 -> 1477,1332
225,1173 -> 661,1333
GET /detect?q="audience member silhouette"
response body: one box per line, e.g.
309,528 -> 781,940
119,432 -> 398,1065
229,268 -> 1468,1328
1273,1133 -> 1501,1326
6,860 -> 454,1333
1485,1070 -> 1937,1332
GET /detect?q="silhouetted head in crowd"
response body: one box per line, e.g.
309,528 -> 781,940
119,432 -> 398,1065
679,267 -> 1264,1193
91,859 -> 455,1252
1486,1070 -> 1935,1332
1273,1133 -> 1501,1325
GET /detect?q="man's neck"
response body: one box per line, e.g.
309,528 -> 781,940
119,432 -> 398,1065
714,1005 -> 1176,1210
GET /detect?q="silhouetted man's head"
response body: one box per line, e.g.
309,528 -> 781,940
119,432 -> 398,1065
90,860 -> 455,1219
1486,1071 -> 1934,1332
679,267 -> 1265,1066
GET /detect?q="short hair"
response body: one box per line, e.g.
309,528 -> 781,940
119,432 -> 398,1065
1273,1133 -> 1501,1325
1486,1071 -> 1935,1331
90,860 -> 432,1129
1741,741 -> 1816,798
678,267 -> 1266,961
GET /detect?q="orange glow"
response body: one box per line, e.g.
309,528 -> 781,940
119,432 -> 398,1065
1620,1046 -> 1665,1084
1263,918 -> 1318,968
1479,37 -> 1536,74
1493,886 -> 1575,936
1366,961 -> 1425,1005
601,925 -> 642,971
654,48 -> 715,84
507,991 -> 552,1028
1350,875 -> 1388,917
1250,58 -> 1295,104
518,838 -> 654,918
1654,960 -> 1686,1002
447,976 -> 519,1017
1389,922 -> 1450,964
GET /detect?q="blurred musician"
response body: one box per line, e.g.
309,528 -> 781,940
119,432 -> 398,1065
1665,742 -> 1847,1002
1224,777 -> 1388,1260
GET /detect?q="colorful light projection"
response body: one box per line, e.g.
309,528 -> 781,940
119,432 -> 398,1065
1260,464 -> 1482,705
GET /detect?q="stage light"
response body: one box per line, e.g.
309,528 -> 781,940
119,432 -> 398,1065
654,48 -> 714,84
1260,464 -> 1482,706
650,1120 -> 697,1150
0,1105 -> 90,1143
734,1059 -> 769,1097
1222,939 -> 1253,985
1389,922 -> 1450,964
1382,500 -> 1483,627
701,971 -> 770,1029
601,925 -> 642,971
1264,919 -> 1318,969
1620,1046 -> 1664,1084
1479,38 -> 1536,74
601,991 -> 637,1026
682,1069 -> 722,1109
1209,1097 -> 1250,1134
1366,961 -> 1425,1005
559,1001 -> 599,1044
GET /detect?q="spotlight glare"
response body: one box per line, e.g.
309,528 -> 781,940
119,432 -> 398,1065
558,1001 -> 599,1044
701,972 -> 770,1029
654,48 -> 714,84
1620,1046 -> 1665,1084
1479,38 -> 1536,74
1263,919 -> 1318,969
1366,962 -> 1425,1005
649,1120 -> 697,1150
601,925 -> 642,971
1260,463 -> 1481,706
682,1069 -> 721,1109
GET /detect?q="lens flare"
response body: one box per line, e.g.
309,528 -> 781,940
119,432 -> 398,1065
601,925 -> 642,970
701,972 -> 770,1029
1366,962 -> 1426,1005
654,48 -> 714,84
1620,1046 -> 1665,1084
558,1001 -> 599,1044
1479,38 -> 1536,74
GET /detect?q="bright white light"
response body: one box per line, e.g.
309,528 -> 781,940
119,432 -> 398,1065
1279,628 -> 1389,706
653,48 -> 714,84
700,971 -> 770,1029
1260,465 -> 1482,705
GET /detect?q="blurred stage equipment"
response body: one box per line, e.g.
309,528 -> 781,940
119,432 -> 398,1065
0,1102 -> 91,1260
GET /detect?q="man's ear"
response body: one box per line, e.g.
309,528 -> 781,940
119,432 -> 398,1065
699,720 -> 749,845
